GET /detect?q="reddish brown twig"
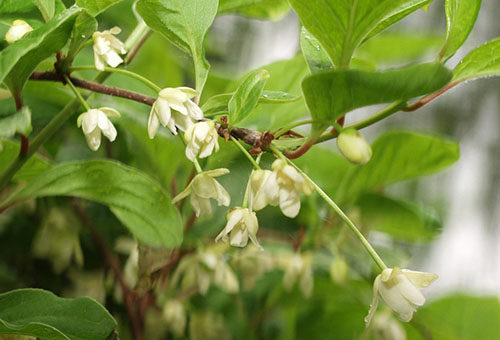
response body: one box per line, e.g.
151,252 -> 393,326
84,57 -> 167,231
404,81 -> 460,112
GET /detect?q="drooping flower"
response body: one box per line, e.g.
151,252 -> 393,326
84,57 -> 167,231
281,253 -> 314,298
77,107 -> 120,151
92,27 -> 126,71
148,87 -> 203,138
184,120 -> 219,161
370,309 -> 407,340
215,207 -> 262,250
163,299 -> 187,337
172,169 -> 230,217
365,267 -> 438,326
5,20 -> 33,44
248,169 -> 279,211
337,128 -> 372,165
272,159 -> 314,218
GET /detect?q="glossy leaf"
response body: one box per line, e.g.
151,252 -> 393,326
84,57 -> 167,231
202,90 -> 299,117
136,0 -> 218,93
0,107 -> 32,138
32,0 -> 55,22
75,0 -> 124,16
0,0 -> 65,27
228,69 -> 270,125
439,0 -> 482,61
358,193 -> 441,242
336,131 -> 460,203
0,140 -> 52,182
453,38 -> 500,81
0,6 -> 81,93
0,289 -> 116,340
65,11 -> 97,64
289,0 -> 433,68
1,160 -> 183,247
300,27 -> 333,73
218,0 -> 289,20
302,62 -> 452,126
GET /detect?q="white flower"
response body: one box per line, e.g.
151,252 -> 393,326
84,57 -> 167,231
281,253 -> 314,298
215,207 -> 262,250
77,107 -> 120,151
148,87 -> 203,138
5,20 -> 33,44
172,169 -> 230,217
92,27 -> 126,71
163,299 -> 187,337
248,169 -> 279,211
272,159 -> 314,218
214,259 -> 240,294
337,128 -> 372,165
371,309 -> 407,340
365,267 -> 438,326
184,120 -> 219,161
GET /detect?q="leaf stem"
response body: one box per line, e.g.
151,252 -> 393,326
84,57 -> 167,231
230,135 -> 260,170
64,75 -> 91,111
71,65 -> 162,93
275,119 -> 315,138
270,144 -> 387,271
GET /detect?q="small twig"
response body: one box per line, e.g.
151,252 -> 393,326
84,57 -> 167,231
292,226 -> 306,251
184,212 -> 197,232
404,81 -> 459,112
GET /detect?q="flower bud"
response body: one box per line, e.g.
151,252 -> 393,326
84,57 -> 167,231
329,256 -> 349,285
337,128 -> 372,165
5,20 -> 33,44
215,207 -> 262,250
184,120 -> 219,161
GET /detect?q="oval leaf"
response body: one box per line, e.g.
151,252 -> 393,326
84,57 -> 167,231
75,0 -> 124,16
0,140 -> 52,182
228,69 -> 270,125
0,288 -> 116,340
136,0 -> 218,93
302,62 -> 452,125
453,38 -> 500,81
1,160 -> 183,247
300,27 -> 333,73
218,0 -> 289,21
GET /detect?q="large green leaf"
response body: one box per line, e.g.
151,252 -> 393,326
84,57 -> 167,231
136,0 -> 218,93
302,62 -> 452,126
406,295 -> 500,340
218,0 -> 289,20
75,0 -> 123,16
453,38 -> 500,81
1,160 -> 183,247
32,0 -> 55,22
439,0 -> 482,61
0,107 -> 32,138
0,139 -> 52,182
300,27 -> 333,73
0,0 -> 65,27
228,69 -> 269,125
358,193 -> 441,242
336,131 -> 459,204
65,11 -> 97,65
289,0 -> 433,68
0,6 -> 81,93
0,289 -> 116,340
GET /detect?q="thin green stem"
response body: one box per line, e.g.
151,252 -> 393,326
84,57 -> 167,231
275,119 -> 315,138
270,145 -> 387,271
64,75 -> 91,111
177,133 -> 203,174
71,65 -> 162,93
124,21 -> 149,52
230,135 -> 260,170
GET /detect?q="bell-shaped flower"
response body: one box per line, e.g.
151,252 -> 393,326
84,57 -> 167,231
337,128 -> 372,165
213,259 -> 240,294
148,87 -> 203,138
172,169 -> 230,217
92,27 -> 126,71
5,20 -> 33,44
163,299 -> 187,337
184,120 -> 219,161
272,159 -> 314,218
281,253 -> 314,298
215,207 -> 262,250
248,169 -> 279,211
365,267 -> 438,326
77,107 -> 120,151
370,309 -> 407,340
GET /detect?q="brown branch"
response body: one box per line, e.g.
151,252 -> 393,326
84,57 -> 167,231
404,81 -> 460,112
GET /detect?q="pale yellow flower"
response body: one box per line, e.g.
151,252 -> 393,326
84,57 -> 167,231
77,107 -> 120,151
248,169 -> 279,211
5,20 -> 33,44
92,27 -> 126,71
184,120 -> 219,161
215,207 -> 262,250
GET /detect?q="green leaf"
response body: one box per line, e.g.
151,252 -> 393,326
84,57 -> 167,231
218,0 -> 289,21
228,69 -> 270,125
300,27 -> 333,73
0,0 -> 65,28
336,131 -> 460,204
0,107 -> 32,138
453,38 -> 500,81
75,0 -> 124,16
302,62 -> 452,127
358,193 -> 441,242
32,0 -> 55,22
65,11 -> 97,64
136,0 -> 219,93
0,6 -> 81,93
0,289 -> 116,340
406,295 -> 500,340
1,160 -> 183,247
0,140 -> 52,182
439,0 -> 482,61
289,0 -> 433,68
202,90 -> 299,117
